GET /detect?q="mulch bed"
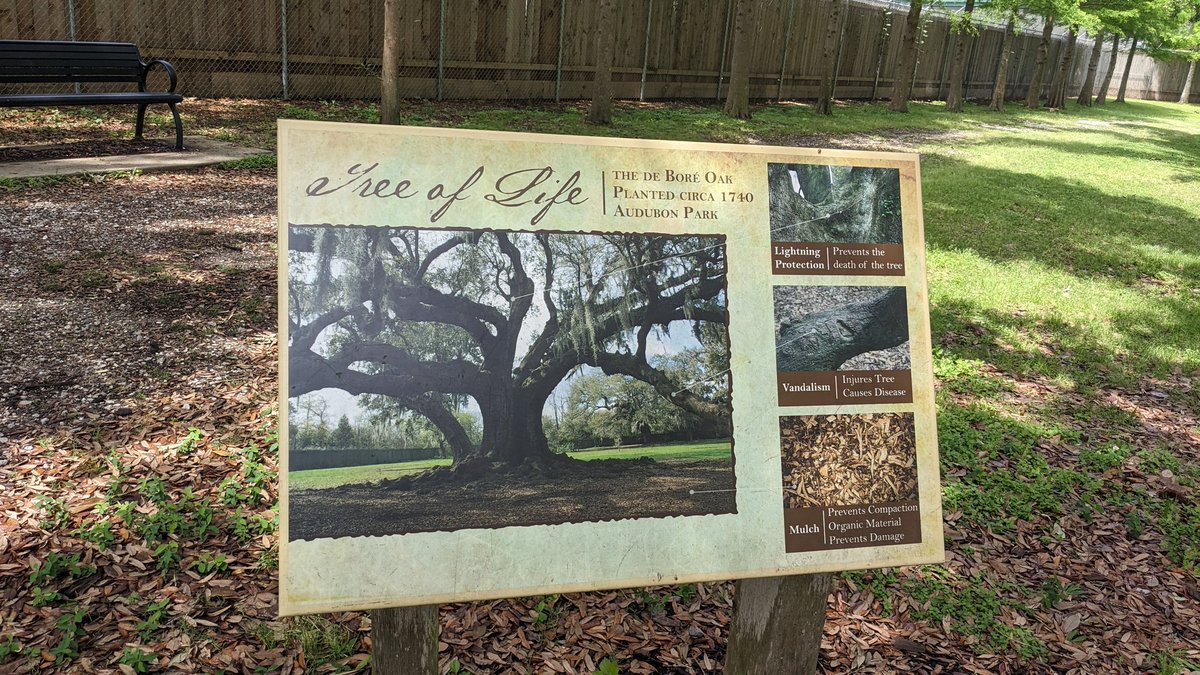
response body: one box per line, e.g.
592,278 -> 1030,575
291,459 -> 735,540
1,164 -> 1198,673
780,413 -> 917,508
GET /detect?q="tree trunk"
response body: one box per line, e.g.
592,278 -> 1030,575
724,0 -> 754,119
1077,31 -> 1106,106
1026,16 -> 1055,108
1180,58 -> 1199,104
1096,33 -> 1121,104
816,0 -> 849,115
371,605 -> 439,675
724,574 -> 833,674
776,287 -> 908,372
889,0 -> 925,112
478,387 -> 554,464
1116,36 -> 1138,102
586,0 -> 617,125
989,13 -> 1016,111
945,0 -> 976,112
1046,27 -> 1077,109
381,0 -> 402,125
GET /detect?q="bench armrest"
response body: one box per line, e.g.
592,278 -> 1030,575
140,58 -> 178,93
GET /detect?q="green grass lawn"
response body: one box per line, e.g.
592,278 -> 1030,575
288,439 -> 733,491
231,96 -> 1199,390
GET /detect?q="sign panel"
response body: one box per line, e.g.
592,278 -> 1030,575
278,121 -> 943,615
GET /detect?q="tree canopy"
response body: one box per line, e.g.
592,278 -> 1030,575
287,226 -> 731,467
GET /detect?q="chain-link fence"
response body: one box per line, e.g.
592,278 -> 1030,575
1,0 -> 1194,103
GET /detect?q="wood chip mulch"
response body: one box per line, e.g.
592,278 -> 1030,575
1,168 -> 1199,674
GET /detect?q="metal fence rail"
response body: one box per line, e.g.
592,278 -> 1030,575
0,0 -> 1193,103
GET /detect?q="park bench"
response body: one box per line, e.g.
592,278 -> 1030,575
0,40 -> 184,150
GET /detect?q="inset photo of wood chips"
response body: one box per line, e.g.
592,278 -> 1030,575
780,413 -> 917,508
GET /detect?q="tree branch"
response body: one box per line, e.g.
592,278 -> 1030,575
589,352 -> 728,427
290,340 -> 484,399
776,287 -> 908,372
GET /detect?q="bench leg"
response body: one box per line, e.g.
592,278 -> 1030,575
168,103 -> 183,150
135,103 -> 148,141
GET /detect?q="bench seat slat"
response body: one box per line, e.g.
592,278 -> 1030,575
0,93 -> 183,106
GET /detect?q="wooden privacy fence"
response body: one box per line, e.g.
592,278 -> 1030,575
0,0 -> 1194,103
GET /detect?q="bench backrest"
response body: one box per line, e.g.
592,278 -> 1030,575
0,41 -> 145,84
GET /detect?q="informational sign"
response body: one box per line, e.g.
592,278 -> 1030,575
278,122 -> 943,615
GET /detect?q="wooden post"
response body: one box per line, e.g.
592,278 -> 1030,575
371,605 -> 440,675
725,573 -> 833,674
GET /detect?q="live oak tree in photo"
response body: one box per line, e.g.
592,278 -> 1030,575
287,227 -> 729,473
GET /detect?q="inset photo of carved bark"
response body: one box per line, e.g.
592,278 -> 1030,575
285,225 -> 734,540
780,413 -> 917,509
768,164 -> 902,244
774,285 -> 910,372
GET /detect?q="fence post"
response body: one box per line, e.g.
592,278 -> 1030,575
437,0 -> 446,101
67,0 -> 79,93
777,0 -> 797,100
830,3 -> 849,103
639,0 -> 653,101
871,11 -> 892,100
555,0 -> 565,102
280,0 -> 290,99
938,29 -> 954,100
66,0 -> 76,40
716,0 -> 733,101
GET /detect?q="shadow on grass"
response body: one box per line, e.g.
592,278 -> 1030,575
932,294 -> 1200,410
923,155 -> 1200,289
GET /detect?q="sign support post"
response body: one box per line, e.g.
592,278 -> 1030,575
371,605 -> 439,674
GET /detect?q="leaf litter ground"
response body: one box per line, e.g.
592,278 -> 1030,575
2,99 -> 1200,674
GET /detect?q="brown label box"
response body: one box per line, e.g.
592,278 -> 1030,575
784,500 -> 922,552
777,370 -> 913,406
771,242 -> 905,276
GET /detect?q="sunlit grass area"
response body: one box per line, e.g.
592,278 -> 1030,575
288,439 -> 733,491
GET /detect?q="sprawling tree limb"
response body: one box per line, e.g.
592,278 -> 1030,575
413,232 -> 470,282
291,307 -> 354,352
405,393 -> 475,461
776,287 -> 908,372
290,343 -> 484,399
590,352 -> 729,433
